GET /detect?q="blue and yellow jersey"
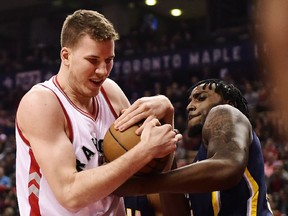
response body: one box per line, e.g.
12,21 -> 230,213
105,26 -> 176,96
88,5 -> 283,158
124,196 -> 155,216
189,132 -> 273,216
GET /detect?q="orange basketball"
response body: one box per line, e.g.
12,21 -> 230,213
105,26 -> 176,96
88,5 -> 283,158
103,122 -> 170,176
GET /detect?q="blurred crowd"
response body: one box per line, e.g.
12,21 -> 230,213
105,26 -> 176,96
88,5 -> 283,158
0,17 -> 287,216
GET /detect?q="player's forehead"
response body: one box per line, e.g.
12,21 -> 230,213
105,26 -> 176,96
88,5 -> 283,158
190,83 -> 217,96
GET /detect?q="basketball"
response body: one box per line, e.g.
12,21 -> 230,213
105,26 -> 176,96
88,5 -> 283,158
103,122 -> 170,176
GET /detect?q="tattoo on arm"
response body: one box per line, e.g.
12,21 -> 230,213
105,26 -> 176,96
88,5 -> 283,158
202,108 -> 241,158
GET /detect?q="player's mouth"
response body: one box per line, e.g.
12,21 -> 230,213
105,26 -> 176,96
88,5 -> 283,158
90,79 -> 103,86
188,113 -> 200,120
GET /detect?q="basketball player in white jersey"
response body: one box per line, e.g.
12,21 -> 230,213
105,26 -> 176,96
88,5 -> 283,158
15,9 -> 181,215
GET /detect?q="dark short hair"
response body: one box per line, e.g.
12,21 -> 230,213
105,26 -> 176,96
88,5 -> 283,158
189,79 -> 249,118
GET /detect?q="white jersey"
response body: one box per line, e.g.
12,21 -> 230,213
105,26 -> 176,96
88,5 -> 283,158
16,76 -> 126,216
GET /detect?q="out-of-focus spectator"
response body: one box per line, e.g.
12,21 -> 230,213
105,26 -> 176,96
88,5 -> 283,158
2,206 -> 15,216
0,165 -> 11,190
265,151 -> 280,179
267,162 -> 288,215
256,81 -> 271,112
243,80 -> 259,114
0,133 -> 8,160
263,137 -> 280,161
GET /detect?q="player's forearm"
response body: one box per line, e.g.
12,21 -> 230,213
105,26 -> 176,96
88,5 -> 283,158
56,143 -> 153,211
160,159 -> 244,193
117,158 -> 243,196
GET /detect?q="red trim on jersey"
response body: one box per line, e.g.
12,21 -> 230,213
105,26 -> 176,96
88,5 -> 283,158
16,120 -> 42,215
39,83 -> 74,142
55,94 -> 74,142
28,178 -> 39,188
28,148 -> 41,216
53,76 -> 98,120
15,120 -> 30,146
100,87 -> 119,119
93,97 -> 99,120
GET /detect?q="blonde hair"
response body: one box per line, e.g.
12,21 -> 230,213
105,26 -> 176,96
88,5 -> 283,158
60,9 -> 119,48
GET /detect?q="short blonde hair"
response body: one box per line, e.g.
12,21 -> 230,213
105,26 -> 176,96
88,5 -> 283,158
60,9 -> 119,48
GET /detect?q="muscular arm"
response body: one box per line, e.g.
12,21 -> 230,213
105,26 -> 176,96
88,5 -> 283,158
200,104 -> 251,188
17,83 -> 178,212
115,105 -> 252,195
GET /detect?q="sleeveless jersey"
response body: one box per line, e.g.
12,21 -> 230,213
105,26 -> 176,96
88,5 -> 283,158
16,76 -> 126,216
124,196 -> 155,216
189,132 -> 273,216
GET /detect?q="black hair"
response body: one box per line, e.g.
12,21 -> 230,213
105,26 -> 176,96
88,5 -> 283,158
188,79 -> 249,118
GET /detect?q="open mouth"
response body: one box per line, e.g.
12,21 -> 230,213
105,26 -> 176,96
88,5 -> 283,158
90,79 -> 103,86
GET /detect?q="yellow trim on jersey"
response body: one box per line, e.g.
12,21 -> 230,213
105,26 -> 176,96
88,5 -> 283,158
211,169 -> 260,216
126,208 -> 132,216
244,168 -> 259,216
212,191 -> 220,216
126,208 -> 142,216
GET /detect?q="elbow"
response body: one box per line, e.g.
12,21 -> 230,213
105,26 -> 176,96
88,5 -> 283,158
57,195 -> 82,213
56,190 -> 89,212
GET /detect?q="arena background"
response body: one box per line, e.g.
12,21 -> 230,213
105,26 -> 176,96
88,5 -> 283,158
0,0 -> 287,215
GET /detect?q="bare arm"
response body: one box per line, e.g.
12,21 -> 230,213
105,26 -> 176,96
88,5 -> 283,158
115,105 -> 252,195
16,85 -> 179,212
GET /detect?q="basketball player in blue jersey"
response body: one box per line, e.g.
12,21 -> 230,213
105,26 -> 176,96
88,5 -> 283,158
115,79 -> 273,216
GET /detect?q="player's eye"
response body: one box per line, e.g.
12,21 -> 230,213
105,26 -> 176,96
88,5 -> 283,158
88,58 -> 99,65
197,94 -> 206,101
105,58 -> 113,64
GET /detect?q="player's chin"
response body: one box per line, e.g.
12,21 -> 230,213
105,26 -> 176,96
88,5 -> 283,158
187,123 -> 202,137
86,85 -> 101,96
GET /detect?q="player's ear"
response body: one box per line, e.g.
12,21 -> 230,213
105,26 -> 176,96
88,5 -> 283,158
61,47 -> 70,66
227,100 -> 234,107
224,99 -> 234,107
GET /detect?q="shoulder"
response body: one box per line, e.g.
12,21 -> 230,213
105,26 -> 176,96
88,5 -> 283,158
102,78 -> 128,97
102,78 -> 130,116
204,104 -> 252,142
208,104 -> 250,125
102,77 -> 119,89
17,85 -> 64,133
18,85 -> 56,111
18,84 -> 59,112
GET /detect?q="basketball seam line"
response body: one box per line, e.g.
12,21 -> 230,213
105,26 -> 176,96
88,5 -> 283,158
109,128 -> 129,151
